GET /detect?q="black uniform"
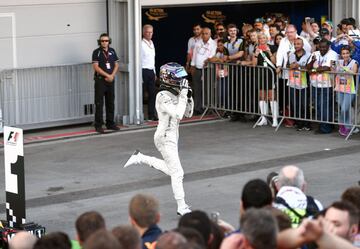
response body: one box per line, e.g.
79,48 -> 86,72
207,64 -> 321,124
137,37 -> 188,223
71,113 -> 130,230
92,47 -> 119,129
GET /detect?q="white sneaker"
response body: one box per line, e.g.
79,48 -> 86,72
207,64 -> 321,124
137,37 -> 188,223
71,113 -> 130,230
272,119 -> 278,127
124,150 -> 140,168
257,117 -> 268,126
177,205 -> 192,216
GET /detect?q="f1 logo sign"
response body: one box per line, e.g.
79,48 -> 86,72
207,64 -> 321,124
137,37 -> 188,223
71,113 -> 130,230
7,131 -> 19,145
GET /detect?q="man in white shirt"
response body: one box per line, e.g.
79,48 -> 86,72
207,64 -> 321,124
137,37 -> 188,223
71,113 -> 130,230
186,23 -> 202,73
276,24 -> 311,127
307,38 -> 338,133
288,38 -> 311,131
191,27 -> 217,114
141,24 -> 157,121
276,25 -> 312,73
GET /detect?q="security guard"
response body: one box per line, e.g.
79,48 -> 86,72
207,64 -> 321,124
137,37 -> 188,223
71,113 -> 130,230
92,33 -> 120,133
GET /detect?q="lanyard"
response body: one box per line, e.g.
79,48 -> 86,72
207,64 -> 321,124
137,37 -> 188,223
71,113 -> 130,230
318,55 -> 326,66
102,50 -> 109,62
342,59 -> 351,67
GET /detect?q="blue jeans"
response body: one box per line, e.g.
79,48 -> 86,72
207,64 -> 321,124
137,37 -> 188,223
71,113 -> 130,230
337,92 -> 355,129
312,87 -> 333,133
289,87 -> 310,128
218,77 -> 229,109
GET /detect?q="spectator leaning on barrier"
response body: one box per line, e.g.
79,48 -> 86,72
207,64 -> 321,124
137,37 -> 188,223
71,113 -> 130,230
307,38 -> 338,134
208,39 -> 229,109
288,37 -> 312,131
225,23 -> 246,121
276,24 -> 311,127
191,27 -> 217,115
334,46 -> 358,136
225,24 -> 245,62
186,23 -> 202,73
253,32 -> 278,127
240,28 -> 260,118
241,29 -> 258,67
273,165 -> 322,228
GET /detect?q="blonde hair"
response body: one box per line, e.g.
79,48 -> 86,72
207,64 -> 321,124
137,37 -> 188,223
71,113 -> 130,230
143,24 -> 153,33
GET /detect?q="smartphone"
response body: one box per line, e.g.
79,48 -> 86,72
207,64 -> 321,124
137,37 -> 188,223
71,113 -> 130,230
210,212 -> 220,223
258,44 -> 268,51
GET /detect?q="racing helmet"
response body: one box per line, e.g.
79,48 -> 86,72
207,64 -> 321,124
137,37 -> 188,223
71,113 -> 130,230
159,62 -> 188,88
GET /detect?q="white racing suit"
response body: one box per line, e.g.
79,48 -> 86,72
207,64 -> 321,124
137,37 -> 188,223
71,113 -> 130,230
138,87 -> 194,209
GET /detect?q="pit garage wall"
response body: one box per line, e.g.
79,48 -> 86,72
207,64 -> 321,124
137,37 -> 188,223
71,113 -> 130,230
0,0 -> 107,69
0,0 -> 133,128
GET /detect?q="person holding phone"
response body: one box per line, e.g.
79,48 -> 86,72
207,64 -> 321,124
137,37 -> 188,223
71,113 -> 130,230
253,33 -> 278,127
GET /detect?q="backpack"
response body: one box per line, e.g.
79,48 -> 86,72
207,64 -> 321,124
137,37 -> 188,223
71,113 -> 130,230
275,195 -> 320,226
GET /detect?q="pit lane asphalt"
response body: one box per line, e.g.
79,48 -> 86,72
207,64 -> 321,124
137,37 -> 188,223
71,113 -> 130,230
0,119 -> 359,237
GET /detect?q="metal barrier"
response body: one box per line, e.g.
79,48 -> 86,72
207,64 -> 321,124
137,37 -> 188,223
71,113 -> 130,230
202,62 -> 360,140
202,61 -> 276,117
0,63 -> 95,130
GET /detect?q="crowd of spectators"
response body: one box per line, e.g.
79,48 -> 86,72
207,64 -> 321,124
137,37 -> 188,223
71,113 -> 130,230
6,165 -> 360,249
188,14 -> 360,137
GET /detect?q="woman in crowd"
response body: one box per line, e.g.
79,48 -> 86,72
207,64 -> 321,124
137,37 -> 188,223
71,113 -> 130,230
253,33 -> 278,127
208,39 -> 230,109
334,46 -> 358,136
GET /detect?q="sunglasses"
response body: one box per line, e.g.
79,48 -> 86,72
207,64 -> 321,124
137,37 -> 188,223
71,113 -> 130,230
101,40 -> 109,42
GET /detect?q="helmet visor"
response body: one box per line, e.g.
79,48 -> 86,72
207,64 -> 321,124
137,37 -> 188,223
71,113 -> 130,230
173,67 -> 188,78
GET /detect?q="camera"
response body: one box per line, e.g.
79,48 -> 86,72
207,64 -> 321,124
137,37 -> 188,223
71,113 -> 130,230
305,17 -> 315,23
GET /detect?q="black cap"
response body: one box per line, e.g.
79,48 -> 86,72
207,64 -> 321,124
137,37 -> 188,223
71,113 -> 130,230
313,36 -> 321,44
320,28 -> 330,37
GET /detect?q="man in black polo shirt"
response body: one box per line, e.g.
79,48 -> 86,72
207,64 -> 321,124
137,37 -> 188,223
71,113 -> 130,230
92,33 -> 120,133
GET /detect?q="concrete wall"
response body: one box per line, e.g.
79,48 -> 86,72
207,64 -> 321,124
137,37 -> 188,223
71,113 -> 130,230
0,0 -> 107,69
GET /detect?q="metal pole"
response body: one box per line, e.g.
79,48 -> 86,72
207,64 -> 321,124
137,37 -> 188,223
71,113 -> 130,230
127,0 -> 142,125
